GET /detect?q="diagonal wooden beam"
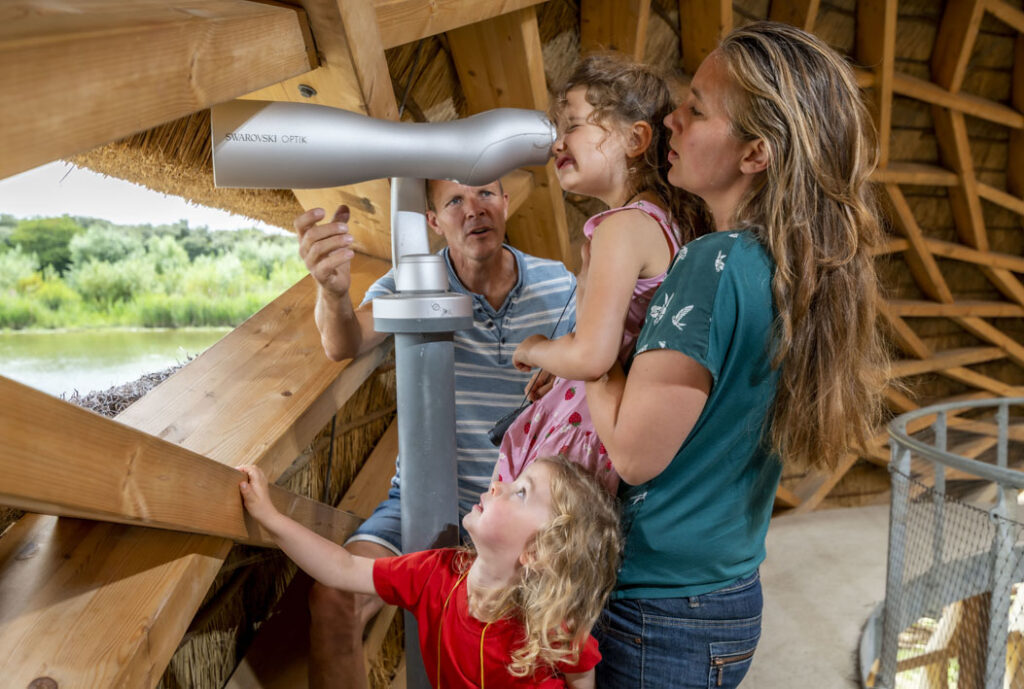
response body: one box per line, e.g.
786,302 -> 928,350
0,0 -> 317,180
884,184 -> 955,303
954,316 -> 1024,369
238,0 -> 400,261
856,0 -> 897,167
447,7 -> 572,267
889,347 -> 1006,377
678,0 -> 732,75
788,452 -> 861,514
0,263 -> 392,688
923,236 -> 1024,273
931,0 -> 986,93
769,0 -> 820,32
580,0 -> 652,61
879,302 -> 933,359
374,0 -> 547,50
892,71 -> 1024,130
0,378 -> 361,548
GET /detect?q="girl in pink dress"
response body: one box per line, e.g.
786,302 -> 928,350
495,54 -> 708,493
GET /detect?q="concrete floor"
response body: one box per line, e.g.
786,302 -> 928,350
745,503 -> 891,688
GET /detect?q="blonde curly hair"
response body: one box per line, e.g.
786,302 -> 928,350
460,455 -> 621,678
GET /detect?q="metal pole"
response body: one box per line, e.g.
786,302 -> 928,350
879,422 -> 913,689
373,177 -> 472,689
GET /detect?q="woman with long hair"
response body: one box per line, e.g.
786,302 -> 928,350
585,21 -> 889,688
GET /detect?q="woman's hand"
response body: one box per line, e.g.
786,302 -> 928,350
237,465 -> 280,527
513,334 -> 549,372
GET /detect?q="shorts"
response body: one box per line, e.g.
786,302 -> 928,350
347,483 -> 470,555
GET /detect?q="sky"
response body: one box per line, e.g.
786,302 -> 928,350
0,161 -> 285,233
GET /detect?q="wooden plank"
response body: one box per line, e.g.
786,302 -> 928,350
892,71 -> 1024,130
239,0 -> 400,262
986,0 -> 1024,33
931,0 -> 986,93
769,0 -> 820,31
224,421 -> 399,689
788,452 -> 861,514
447,7 -> 572,266
923,236 -> 1024,273
0,275 -> 391,688
374,0 -> 547,50
0,0 -> 316,180
954,316 -> 1024,369
0,377 -> 359,547
871,162 -> 959,186
886,300 -> 1024,318
856,0 -> 896,167
879,302 -> 933,359
884,184 -> 955,304
976,181 -> 1024,218
679,0 -> 732,75
941,367 -> 1023,398
580,0 -> 652,61
1009,35 -> 1024,199
889,347 -> 1006,378
773,484 -> 802,509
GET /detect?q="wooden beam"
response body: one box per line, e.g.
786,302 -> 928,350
1009,34 -> 1024,199
447,7 -> 572,267
224,421 -> 399,689
986,0 -> 1024,34
769,0 -> 820,32
931,0 -> 986,93
239,0 -> 400,262
923,236 -> 1024,273
679,0 -> 732,75
0,377 -> 361,548
856,0 -> 897,167
374,0 -> 548,50
879,301 -> 933,360
0,268 -> 393,688
887,300 -> 1024,318
883,184 -> 955,304
954,316 -> 1024,369
580,0 -> 652,61
889,346 -> 1006,378
0,0 -> 316,181
871,162 -> 959,186
892,71 -> 1024,130
788,452 -> 861,514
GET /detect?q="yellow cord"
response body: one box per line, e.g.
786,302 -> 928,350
437,569 -> 500,688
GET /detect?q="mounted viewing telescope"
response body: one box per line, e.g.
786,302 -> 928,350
211,100 -> 556,689
211,100 -> 555,190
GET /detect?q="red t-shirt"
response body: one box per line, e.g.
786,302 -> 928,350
373,549 -> 600,688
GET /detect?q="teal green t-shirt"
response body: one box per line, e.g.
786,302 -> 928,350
613,229 -> 782,600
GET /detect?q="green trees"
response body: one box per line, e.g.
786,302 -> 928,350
10,216 -> 83,274
0,217 -> 304,330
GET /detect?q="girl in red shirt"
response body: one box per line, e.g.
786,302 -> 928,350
239,455 -> 620,688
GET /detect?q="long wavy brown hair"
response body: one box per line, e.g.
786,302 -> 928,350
552,52 -> 711,244
717,21 -> 889,472
459,455 -> 621,678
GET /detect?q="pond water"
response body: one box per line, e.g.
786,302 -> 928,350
0,328 -> 231,399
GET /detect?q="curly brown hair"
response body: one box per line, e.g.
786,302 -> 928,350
552,52 -> 711,244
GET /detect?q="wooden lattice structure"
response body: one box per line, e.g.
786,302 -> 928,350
1,1 -> 1023,686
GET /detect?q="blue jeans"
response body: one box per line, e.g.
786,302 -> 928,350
594,571 -> 762,688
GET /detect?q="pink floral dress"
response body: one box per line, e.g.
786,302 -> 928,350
495,202 -> 681,494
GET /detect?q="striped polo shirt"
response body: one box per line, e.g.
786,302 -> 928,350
361,245 -> 576,516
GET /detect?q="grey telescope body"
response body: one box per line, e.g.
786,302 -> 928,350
211,100 -> 555,189
210,100 -> 555,689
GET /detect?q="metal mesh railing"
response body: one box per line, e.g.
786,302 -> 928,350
869,397 -> 1024,689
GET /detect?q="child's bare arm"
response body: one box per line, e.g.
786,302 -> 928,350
237,465 -> 378,595
513,210 -> 666,381
564,669 -> 595,689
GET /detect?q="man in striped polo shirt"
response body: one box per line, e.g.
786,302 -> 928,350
296,178 -> 576,689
